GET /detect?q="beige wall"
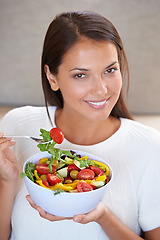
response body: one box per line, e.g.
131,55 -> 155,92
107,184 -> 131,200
0,0 -> 160,114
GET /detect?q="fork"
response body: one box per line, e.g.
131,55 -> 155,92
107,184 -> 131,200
4,135 -> 45,143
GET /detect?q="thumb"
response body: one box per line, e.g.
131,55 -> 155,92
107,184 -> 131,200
73,202 -> 105,224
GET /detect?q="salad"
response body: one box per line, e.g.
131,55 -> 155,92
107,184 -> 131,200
21,128 -> 110,194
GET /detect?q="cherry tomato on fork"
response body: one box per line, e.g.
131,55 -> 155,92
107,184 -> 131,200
50,128 -> 64,144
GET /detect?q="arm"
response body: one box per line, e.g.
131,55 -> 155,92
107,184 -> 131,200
74,203 -> 143,240
95,203 -> 160,240
73,203 -> 160,240
0,133 -> 18,240
0,180 -> 17,240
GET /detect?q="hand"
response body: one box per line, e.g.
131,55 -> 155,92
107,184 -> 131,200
73,202 -> 106,224
26,195 -> 72,221
0,132 -> 18,182
26,194 -> 105,223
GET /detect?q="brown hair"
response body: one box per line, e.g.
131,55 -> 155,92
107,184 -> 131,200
41,11 -> 133,122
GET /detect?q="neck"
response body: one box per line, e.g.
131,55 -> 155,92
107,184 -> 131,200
55,108 -> 120,145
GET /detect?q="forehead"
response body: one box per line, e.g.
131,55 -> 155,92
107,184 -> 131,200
60,38 -> 118,69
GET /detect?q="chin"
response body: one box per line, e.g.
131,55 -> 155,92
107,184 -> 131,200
85,111 -> 111,122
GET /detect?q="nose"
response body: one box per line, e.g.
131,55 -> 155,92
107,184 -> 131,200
91,75 -> 108,97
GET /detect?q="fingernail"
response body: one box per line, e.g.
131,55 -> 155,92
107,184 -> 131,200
26,195 -> 29,201
74,217 -> 81,223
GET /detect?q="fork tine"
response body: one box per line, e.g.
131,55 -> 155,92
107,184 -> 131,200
30,137 -> 45,143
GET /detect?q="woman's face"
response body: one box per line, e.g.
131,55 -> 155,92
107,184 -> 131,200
51,38 -> 122,122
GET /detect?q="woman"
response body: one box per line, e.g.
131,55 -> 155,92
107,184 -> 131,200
0,11 -> 160,240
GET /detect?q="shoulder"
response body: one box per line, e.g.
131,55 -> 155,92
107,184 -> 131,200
0,106 -> 56,134
121,118 -> 160,139
120,118 -> 160,153
1,106 -> 46,123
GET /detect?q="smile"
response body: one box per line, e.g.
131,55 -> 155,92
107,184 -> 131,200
85,98 -> 110,109
88,100 -> 106,106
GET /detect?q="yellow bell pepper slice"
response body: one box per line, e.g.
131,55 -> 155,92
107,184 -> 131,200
63,179 -> 89,189
95,175 -> 106,181
79,156 -> 88,160
92,160 -> 110,175
65,160 -> 74,164
84,180 -> 92,184
63,180 -> 79,189
36,180 -> 50,189
49,185 -> 57,191
34,170 -> 41,180
39,158 -> 49,164
52,183 -> 73,191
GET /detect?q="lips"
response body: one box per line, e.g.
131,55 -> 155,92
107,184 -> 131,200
85,97 -> 110,109
87,100 -> 106,106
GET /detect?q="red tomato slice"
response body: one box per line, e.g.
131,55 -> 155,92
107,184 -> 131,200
105,175 -> 110,184
90,184 -> 97,190
64,176 -> 72,181
42,180 -> 49,187
47,173 -> 62,185
77,181 -> 93,192
36,164 -> 56,175
50,128 -> 64,144
77,169 -> 95,180
68,164 -> 80,173
89,166 -> 104,176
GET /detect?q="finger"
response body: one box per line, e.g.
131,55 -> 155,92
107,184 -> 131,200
26,195 -> 37,209
73,210 -> 97,224
36,206 -> 68,221
73,202 -> 105,224
73,214 -> 88,224
26,195 -> 45,215
0,132 -> 14,142
0,132 -> 4,138
73,208 -> 98,224
26,195 -> 72,221
0,139 -> 15,151
0,137 -> 11,143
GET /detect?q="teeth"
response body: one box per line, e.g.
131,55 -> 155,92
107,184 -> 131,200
88,100 -> 106,106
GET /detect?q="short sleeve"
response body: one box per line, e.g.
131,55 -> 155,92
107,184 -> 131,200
138,137 -> 160,231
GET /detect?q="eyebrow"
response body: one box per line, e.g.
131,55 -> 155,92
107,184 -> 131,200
105,61 -> 118,69
70,67 -> 89,72
70,61 -> 118,72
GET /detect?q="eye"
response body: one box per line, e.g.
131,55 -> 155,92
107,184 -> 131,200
74,73 -> 86,79
105,68 -> 117,74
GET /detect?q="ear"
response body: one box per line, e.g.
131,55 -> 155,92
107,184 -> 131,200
44,65 -> 59,91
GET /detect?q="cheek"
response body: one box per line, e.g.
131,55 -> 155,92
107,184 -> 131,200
111,76 -> 122,94
60,83 -> 85,101
70,82 -> 88,96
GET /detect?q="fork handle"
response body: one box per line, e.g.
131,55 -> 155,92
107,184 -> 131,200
3,136 -> 30,139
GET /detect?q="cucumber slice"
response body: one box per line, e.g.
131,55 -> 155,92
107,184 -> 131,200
57,162 -> 66,170
57,167 -> 68,178
64,156 -> 74,163
91,180 -> 105,188
74,160 -> 85,170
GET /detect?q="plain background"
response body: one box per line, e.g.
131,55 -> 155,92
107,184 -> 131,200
0,0 -> 160,114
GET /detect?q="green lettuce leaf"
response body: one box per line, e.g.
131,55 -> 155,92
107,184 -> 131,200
40,128 -> 52,142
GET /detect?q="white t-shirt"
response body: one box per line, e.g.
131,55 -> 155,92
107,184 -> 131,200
1,106 -> 160,240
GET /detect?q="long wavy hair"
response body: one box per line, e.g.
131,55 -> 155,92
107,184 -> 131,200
41,11 -> 133,123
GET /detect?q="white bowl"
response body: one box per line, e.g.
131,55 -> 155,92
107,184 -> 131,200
23,150 -> 112,217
